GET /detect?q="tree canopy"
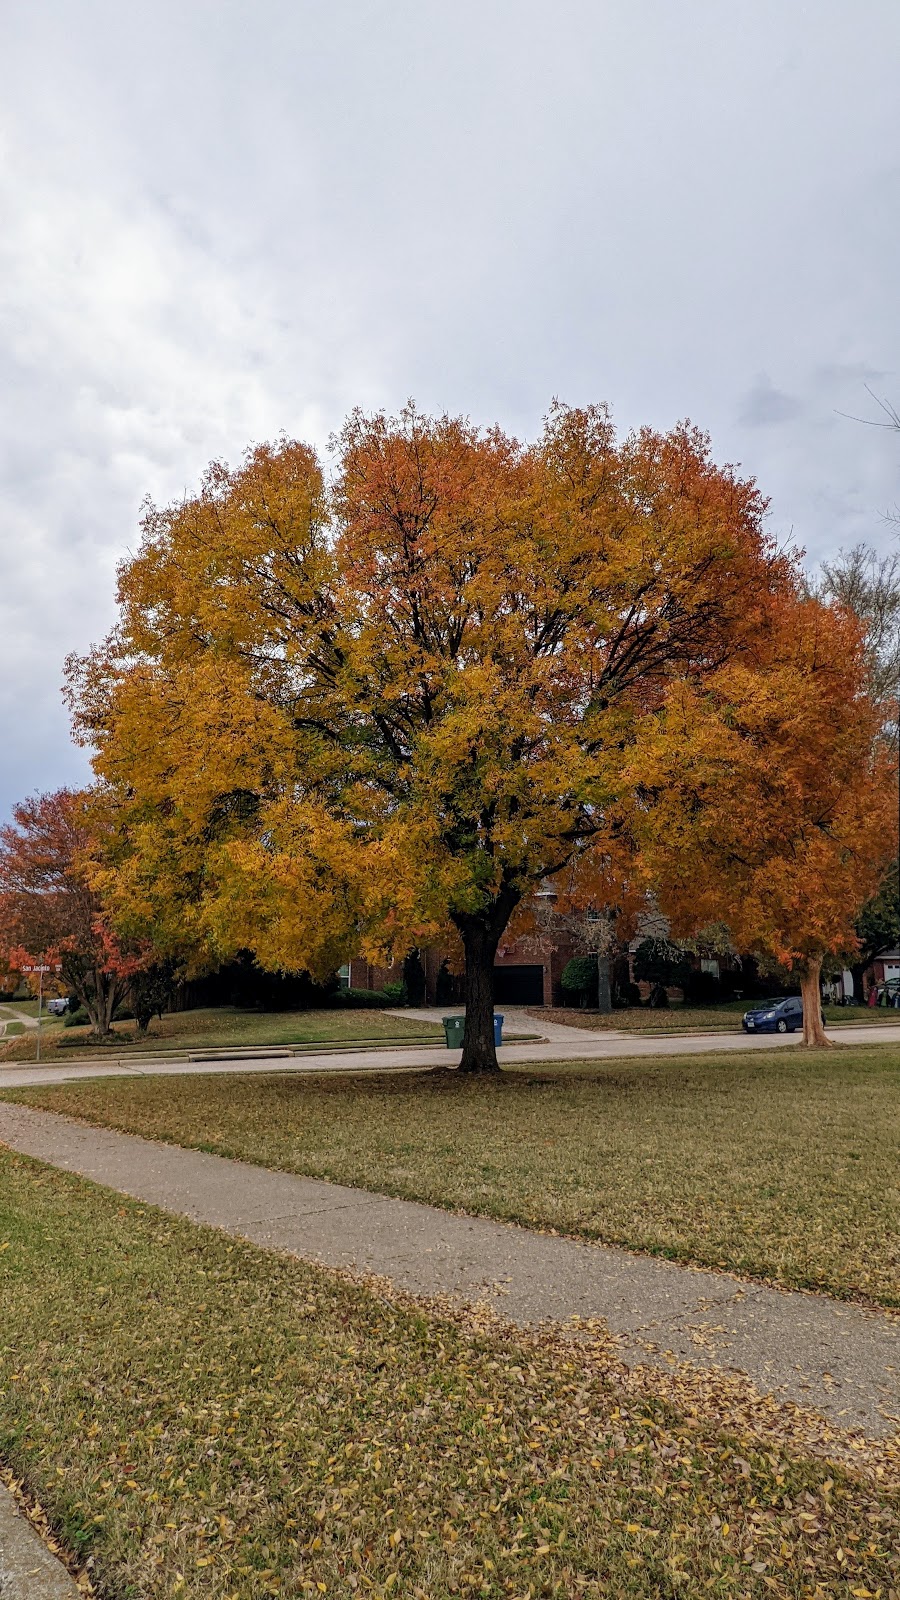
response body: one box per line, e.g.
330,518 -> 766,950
68,403 -> 894,1065
0,789 -> 142,1036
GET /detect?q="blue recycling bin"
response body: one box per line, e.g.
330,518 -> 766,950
493,1012 -> 504,1046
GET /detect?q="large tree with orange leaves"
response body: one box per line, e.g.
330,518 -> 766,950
68,403 -> 887,1067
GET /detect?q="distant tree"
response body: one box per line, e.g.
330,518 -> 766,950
819,543 -> 900,715
402,948 -> 427,1007
631,937 -> 691,989
514,896 -> 630,1013
128,959 -> 177,1034
0,790 -> 143,1037
633,600 -> 897,1044
852,862 -> 900,997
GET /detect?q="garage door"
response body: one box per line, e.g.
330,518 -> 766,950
493,965 -> 545,1005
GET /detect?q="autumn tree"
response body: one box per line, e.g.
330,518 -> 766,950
71,403 -> 844,1071
629,599 -> 897,1044
0,790 -> 141,1037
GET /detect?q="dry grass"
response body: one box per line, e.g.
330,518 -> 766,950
0,1149 -> 896,1599
12,1044 -> 900,1306
536,1003 -> 900,1033
0,1005 -> 442,1063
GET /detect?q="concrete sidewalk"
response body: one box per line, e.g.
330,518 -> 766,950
0,1484 -> 79,1597
0,1102 -> 896,1439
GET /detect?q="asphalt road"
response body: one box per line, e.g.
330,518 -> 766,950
0,1008 -> 898,1090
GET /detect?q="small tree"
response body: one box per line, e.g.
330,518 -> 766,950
402,948 -> 427,1007
128,960 -> 176,1034
0,790 -> 141,1038
631,600 -> 897,1045
631,938 -> 691,991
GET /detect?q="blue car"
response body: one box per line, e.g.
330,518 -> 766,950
741,996 -> 825,1034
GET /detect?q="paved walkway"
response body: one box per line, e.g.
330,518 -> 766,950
2,1012 -> 900,1091
0,1483 -> 79,1597
0,1103 -> 896,1439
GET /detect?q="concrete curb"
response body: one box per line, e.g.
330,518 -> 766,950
0,1486 -> 80,1597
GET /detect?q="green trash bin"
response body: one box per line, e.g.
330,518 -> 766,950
442,1015 -> 466,1049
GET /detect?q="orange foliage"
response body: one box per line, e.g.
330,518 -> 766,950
66,404 -> 891,1063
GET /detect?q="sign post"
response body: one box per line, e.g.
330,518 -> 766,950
20,964 -> 63,1062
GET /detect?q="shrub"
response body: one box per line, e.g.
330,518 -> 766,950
63,1007 -> 88,1028
561,955 -> 597,992
381,981 -> 406,1003
614,980 -> 642,1008
333,987 -> 395,1009
632,938 -> 691,988
561,956 -> 598,1004
683,969 -> 723,1005
402,948 -> 427,1007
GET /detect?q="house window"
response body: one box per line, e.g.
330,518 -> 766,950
338,963 -> 351,990
700,959 -> 720,977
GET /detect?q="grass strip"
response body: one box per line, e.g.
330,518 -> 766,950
12,1046 -> 899,1307
0,1149 -> 897,1599
0,1006 -> 443,1064
535,1003 -> 900,1033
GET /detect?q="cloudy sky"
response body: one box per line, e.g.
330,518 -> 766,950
2,0 -> 899,821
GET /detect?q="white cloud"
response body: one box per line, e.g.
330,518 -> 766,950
1,0 -> 900,816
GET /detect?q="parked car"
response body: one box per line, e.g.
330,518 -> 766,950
741,996 -> 825,1034
45,998 -> 69,1016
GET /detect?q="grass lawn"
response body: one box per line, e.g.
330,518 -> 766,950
0,1150 -> 895,1599
537,1001 -> 900,1033
13,1045 -> 900,1307
1,998 -> 65,1020
0,1005 -> 443,1063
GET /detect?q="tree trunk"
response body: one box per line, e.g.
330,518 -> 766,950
800,958 -> 831,1047
456,919 -> 501,1072
81,970 -> 120,1038
452,888 -> 520,1073
596,953 -> 612,1014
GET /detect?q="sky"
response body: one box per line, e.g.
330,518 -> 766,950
2,0 -> 899,821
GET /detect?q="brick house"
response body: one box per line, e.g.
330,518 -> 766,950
345,918 -> 577,1007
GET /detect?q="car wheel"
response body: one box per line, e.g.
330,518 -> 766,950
776,1019 -> 789,1033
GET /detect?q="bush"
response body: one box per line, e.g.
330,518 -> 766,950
381,981 -> 406,1003
682,969 -> 723,1005
402,949 -> 427,1007
632,938 -> 691,988
560,956 -> 598,1001
63,1007 -> 89,1028
614,980 -> 642,1008
333,987 -> 396,1009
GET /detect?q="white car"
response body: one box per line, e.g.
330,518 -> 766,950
45,998 -> 69,1016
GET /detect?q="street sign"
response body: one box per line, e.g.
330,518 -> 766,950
20,964 -> 62,973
